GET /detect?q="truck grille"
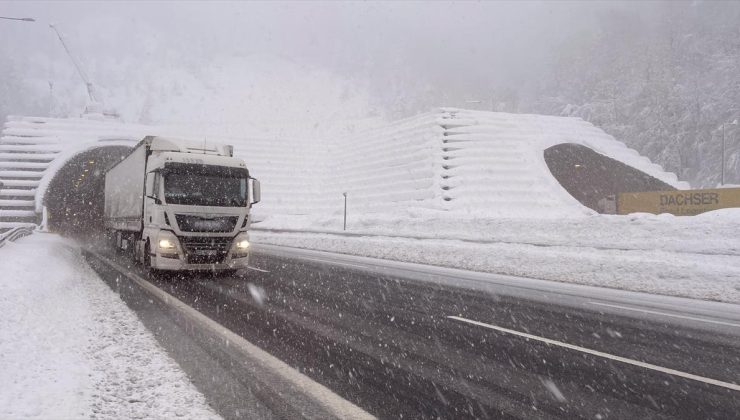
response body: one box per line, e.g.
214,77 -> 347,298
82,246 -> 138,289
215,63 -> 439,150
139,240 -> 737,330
175,214 -> 238,233
178,236 -> 233,264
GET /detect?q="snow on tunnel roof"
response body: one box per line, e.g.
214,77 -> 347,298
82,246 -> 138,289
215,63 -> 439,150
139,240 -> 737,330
439,108 -> 687,190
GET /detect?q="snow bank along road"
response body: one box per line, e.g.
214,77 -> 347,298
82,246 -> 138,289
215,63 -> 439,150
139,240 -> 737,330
251,211 -> 740,304
83,248 -> 373,420
86,242 -> 740,419
0,234 -> 220,419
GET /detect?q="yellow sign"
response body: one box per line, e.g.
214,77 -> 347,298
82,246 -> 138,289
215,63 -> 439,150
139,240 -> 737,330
618,188 -> 740,216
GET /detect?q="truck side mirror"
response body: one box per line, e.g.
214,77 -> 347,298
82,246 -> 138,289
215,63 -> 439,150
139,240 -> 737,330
250,178 -> 261,205
146,195 -> 162,205
145,171 -> 162,204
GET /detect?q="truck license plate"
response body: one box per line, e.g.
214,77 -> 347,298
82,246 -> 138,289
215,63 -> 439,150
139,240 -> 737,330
194,220 -> 223,230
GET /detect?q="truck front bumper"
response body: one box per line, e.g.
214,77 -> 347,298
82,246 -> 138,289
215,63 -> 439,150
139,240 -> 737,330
151,251 -> 250,271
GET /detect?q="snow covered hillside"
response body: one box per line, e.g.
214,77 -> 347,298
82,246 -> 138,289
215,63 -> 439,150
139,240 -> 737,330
19,53 -> 384,140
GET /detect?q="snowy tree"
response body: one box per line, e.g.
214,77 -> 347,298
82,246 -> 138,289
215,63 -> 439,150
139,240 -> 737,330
531,1 -> 740,187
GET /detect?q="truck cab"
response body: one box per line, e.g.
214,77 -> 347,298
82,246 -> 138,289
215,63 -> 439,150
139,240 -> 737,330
105,136 -> 260,272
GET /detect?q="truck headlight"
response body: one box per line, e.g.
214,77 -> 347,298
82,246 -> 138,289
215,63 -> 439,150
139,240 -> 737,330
232,234 -> 250,258
159,239 -> 176,249
157,232 -> 179,253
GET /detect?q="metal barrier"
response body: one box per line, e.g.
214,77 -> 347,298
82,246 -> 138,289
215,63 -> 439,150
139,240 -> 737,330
0,226 -> 35,249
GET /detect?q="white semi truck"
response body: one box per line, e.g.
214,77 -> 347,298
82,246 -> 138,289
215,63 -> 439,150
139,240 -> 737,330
104,136 -> 260,272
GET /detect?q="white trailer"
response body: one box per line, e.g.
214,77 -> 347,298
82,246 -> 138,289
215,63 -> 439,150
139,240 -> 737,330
104,136 -> 260,272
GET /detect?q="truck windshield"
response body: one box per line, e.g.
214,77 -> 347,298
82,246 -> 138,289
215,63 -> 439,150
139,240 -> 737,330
163,163 -> 248,207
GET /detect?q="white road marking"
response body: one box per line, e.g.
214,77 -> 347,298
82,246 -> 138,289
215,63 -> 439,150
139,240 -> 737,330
247,266 -> 270,273
587,301 -> 740,328
446,315 -> 740,392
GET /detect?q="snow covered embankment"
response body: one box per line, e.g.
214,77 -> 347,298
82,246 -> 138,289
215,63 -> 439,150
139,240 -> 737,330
252,211 -> 740,304
249,109 -> 738,303
0,234 -> 219,419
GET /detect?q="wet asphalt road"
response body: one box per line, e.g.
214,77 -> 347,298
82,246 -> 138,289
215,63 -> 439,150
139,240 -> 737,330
94,244 -> 740,419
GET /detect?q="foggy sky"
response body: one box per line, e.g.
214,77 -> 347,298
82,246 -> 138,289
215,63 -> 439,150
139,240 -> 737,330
0,1 -> 666,121
2,1 -> 737,187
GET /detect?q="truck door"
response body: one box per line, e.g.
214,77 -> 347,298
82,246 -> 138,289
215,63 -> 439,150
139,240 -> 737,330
144,171 -> 160,227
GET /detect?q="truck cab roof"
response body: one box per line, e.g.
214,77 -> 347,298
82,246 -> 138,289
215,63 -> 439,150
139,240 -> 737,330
157,151 -> 247,170
144,136 -> 234,157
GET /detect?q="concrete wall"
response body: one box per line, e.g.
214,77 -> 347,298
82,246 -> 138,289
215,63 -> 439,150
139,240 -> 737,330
0,109 -> 687,232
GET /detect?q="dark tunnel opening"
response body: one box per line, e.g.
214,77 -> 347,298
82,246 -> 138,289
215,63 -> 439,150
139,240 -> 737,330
44,146 -> 132,239
544,143 -> 676,212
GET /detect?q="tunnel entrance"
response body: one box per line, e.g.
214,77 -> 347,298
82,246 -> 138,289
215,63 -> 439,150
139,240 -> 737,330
44,146 -> 132,238
544,143 -> 676,212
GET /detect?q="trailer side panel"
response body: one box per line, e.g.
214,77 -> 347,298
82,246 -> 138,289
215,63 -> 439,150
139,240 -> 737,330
104,144 -> 147,232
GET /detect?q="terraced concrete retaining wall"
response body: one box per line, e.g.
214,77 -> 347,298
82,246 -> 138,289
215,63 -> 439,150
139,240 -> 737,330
0,109 -> 686,232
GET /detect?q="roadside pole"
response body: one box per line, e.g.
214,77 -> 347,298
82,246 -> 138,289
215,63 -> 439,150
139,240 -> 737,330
343,192 -> 347,231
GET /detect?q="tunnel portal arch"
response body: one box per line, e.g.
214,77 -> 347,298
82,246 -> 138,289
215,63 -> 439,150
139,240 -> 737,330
42,145 -> 133,236
544,143 -> 676,212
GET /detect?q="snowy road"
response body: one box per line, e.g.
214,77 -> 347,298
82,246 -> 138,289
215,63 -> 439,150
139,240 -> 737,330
88,243 -> 740,419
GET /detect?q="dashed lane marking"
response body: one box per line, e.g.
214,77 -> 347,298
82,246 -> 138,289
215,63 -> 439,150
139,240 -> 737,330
447,315 -> 740,392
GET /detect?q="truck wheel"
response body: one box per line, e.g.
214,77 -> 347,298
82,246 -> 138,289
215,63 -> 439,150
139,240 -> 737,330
114,232 -> 123,253
126,234 -> 138,263
144,241 -> 155,274
106,230 -> 115,251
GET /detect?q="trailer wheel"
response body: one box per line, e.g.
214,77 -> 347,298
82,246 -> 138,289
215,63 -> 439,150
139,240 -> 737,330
114,231 -> 123,252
